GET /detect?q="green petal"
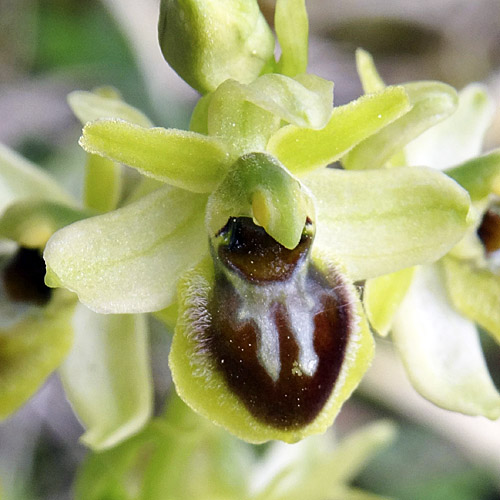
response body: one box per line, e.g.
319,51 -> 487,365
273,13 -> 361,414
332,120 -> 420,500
67,90 -> 153,127
0,144 -> 74,214
442,256 -> 500,344
392,265 -> 500,419
275,0 -> 309,76
44,186 -> 209,313
80,120 -> 230,193
267,86 -> 410,175
169,254 -> 374,443
355,49 -> 385,94
405,84 -> 495,169
0,290 -> 75,419
206,152 -> 313,249
343,81 -> 458,170
303,166 -> 471,280
158,0 -> 275,94
363,267 -> 415,337
445,150 -> 500,201
0,200 -> 93,248
59,304 -> 152,450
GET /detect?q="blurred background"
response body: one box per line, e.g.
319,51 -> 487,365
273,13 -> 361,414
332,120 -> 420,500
1,0 -> 500,498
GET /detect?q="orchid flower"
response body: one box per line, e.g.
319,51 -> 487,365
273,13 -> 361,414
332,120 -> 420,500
353,49 -> 500,419
0,89 -> 155,450
43,0 -> 472,443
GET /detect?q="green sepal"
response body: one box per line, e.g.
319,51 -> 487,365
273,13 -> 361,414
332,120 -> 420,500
275,0 -> 309,76
442,256 -> 500,345
59,304 -> 152,450
206,152 -> 313,249
267,86 -> 410,175
0,143 -> 74,214
392,265 -> 500,419
169,253 -> 374,444
445,150 -> 500,201
158,0 -> 275,94
67,90 -> 153,127
303,166 -> 471,281
355,48 -> 385,94
0,199 -> 94,248
0,290 -> 76,420
189,93 -> 212,135
363,267 -> 415,337
343,81 -> 458,170
80,120 -> 231,193
83,154 -> 122,212
405,83 -> 495,169
44,186 -> 209,314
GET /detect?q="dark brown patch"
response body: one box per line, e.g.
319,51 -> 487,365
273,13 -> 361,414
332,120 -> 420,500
477,209 -> 500,254
3,248 -> 51,306
217,217 -> 313,283
208,261 -> 351,430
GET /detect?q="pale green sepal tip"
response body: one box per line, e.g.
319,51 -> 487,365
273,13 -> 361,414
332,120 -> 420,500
158,0 -> 275,94
446,150 -> 500,201
170,253 -> 374,444
43,186 -> 209,314
343,81 -> 458,171
355,48 -> 385,94
303,166 -> 471,281
275,0 -> 309,77
80,120 -> 231,193
206,152 -> 312,249
68,90 -> 153,127
364,267 -> 415,337
60,305 -> 152,451
442,256 -> 500,345
392,265 -> 500,419
267,86 -> 410,175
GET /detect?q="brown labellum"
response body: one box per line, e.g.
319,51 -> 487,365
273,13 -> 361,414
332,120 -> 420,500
477,209 -> 500,254
207,217 -> 354,429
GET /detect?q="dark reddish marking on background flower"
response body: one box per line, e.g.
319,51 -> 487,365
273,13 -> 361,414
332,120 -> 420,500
478,209 -> 500,254
3,248 -> 51,306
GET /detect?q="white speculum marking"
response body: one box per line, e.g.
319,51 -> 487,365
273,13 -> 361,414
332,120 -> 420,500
226,266 -> 320,382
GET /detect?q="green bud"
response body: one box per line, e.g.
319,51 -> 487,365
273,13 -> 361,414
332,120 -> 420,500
158,0 -> 275,94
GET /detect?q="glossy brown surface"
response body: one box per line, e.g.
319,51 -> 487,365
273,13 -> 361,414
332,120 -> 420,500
208,217 -> 352,429
217,217 -> 313,282
478,209 -> 500,254
3,248 -> 52,306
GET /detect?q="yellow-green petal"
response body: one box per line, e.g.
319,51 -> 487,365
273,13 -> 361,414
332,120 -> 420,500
275,0 -> 309,76
405,83 -> 495,169
363,267 -> 415,337
169,254 -> 374,443
80,120 -> 230,193
392,265 -> 500,419
59,304 -> 152,450
0,290 -> 75,419
267,86 -> 410,175
206,152 -> 313,249
303,166 -> 471,281
442,256 -> 500,344
44,186 -> 209,314
83,154 -> 122,212
343,81 -> 458,171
